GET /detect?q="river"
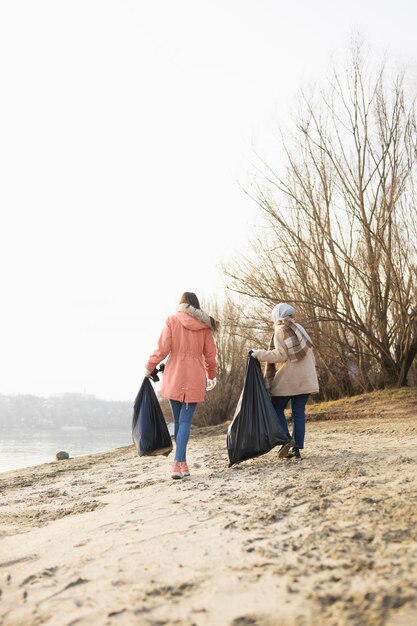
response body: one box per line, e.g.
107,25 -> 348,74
0,426 -> 133,473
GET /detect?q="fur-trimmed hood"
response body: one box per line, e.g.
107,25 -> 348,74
177,304 -> 218,332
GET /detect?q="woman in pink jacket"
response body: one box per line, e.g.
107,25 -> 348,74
145,292 -> 218,479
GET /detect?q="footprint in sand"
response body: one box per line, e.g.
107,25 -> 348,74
20,567 -> 59,587
230,615 -> 269,626
145,581 -> 197,599
1,554 -> 39,569
73,539 -> 91,547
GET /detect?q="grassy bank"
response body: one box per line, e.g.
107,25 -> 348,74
307,386 -> 417,422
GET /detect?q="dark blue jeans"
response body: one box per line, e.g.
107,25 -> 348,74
169,400 -> 197,462
271,394 -> 309,450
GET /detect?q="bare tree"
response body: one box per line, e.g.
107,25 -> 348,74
194,296 -> 251,426
227,46 -> 417,395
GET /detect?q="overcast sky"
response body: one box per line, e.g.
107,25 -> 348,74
1,0 -> 416,401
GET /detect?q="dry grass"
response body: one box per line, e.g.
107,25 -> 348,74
307,386 -> 417,422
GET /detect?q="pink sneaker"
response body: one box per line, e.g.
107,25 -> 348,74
171,463 -> 183,480
180,462 -> 190,477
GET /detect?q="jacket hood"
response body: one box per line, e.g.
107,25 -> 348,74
176,304 -> 215,331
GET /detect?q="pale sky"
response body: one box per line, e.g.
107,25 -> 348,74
1,0 -> 416,401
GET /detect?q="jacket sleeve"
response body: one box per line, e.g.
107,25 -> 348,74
252,331 -> 288,363
203,330 -> 217,379
145,318 -> 172,372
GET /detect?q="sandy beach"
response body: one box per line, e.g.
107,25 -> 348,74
1,398 -> 417,626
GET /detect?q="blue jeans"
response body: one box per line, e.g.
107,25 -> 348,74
169,400 -> 197,462
271,394 -> 309,450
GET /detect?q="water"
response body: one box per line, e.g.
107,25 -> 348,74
0,426 -> 134,474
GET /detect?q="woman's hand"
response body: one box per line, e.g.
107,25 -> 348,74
206,378 -> 217,391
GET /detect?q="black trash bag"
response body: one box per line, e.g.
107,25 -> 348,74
227,354 -> 292,466
132,378 -> 173,457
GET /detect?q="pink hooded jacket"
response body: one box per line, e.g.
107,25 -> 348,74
145,305 -> 217,403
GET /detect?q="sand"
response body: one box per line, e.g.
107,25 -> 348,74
1,413 -> 417,626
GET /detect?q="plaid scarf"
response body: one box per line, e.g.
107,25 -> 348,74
263,319 -> 313,394
279,318 -> 313,361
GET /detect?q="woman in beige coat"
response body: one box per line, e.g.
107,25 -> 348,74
251,303 -> 319,459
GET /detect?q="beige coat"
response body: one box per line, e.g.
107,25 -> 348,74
252,326 -> 319,397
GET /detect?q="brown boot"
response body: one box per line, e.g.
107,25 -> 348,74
278,441 -> 295,459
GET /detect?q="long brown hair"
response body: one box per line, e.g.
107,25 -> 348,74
179,292 -> 200,309
179,292 -> 219,332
